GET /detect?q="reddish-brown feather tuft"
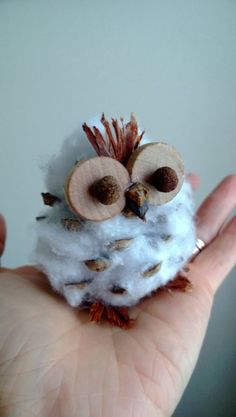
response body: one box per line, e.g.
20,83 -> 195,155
89,303 -> 135,329
106,306 -> 134,329
82,114 -> 144,165
89,302 -> 105,323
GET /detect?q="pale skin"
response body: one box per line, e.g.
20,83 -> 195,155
0,175 -> 236,417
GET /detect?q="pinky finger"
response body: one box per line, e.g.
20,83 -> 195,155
194,215 -> 236,294
0,214 -> 6,258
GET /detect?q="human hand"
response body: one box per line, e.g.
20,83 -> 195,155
0,175 -> 236,417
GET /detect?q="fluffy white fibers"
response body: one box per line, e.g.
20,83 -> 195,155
34,120 -> 196,308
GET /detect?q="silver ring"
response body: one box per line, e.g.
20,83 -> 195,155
192,238 -> 206,258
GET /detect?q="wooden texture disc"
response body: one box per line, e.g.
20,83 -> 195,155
126,142 -> 184,205
65,157 -> 130,221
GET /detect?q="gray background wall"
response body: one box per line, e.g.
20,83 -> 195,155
0,1 -> 235,416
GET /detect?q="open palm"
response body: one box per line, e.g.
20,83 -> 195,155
1,175 -> 236,417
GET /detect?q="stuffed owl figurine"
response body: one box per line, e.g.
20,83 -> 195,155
34,114 -> 196,328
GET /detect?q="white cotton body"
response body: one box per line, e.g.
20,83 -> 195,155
34,121 -> 196,308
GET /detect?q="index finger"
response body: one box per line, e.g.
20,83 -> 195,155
196,175 -> 236,244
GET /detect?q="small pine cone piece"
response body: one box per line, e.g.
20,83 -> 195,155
61,218 -> 81,231
41,192 -> 61,206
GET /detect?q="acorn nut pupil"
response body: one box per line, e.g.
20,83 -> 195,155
152,167 -> 178,192
92,175 -> 121,205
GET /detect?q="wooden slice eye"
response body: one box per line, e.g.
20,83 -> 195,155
126,143 -> 184,205
64,156 -> 130,221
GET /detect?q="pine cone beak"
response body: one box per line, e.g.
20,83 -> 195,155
125,183 -> 149,220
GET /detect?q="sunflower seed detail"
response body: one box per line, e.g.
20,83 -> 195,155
142,262 -> 162,277
85,258 -> 111,272
64,280 -> 92,290
106,238 -> 134,251
110,286 -> 127,295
